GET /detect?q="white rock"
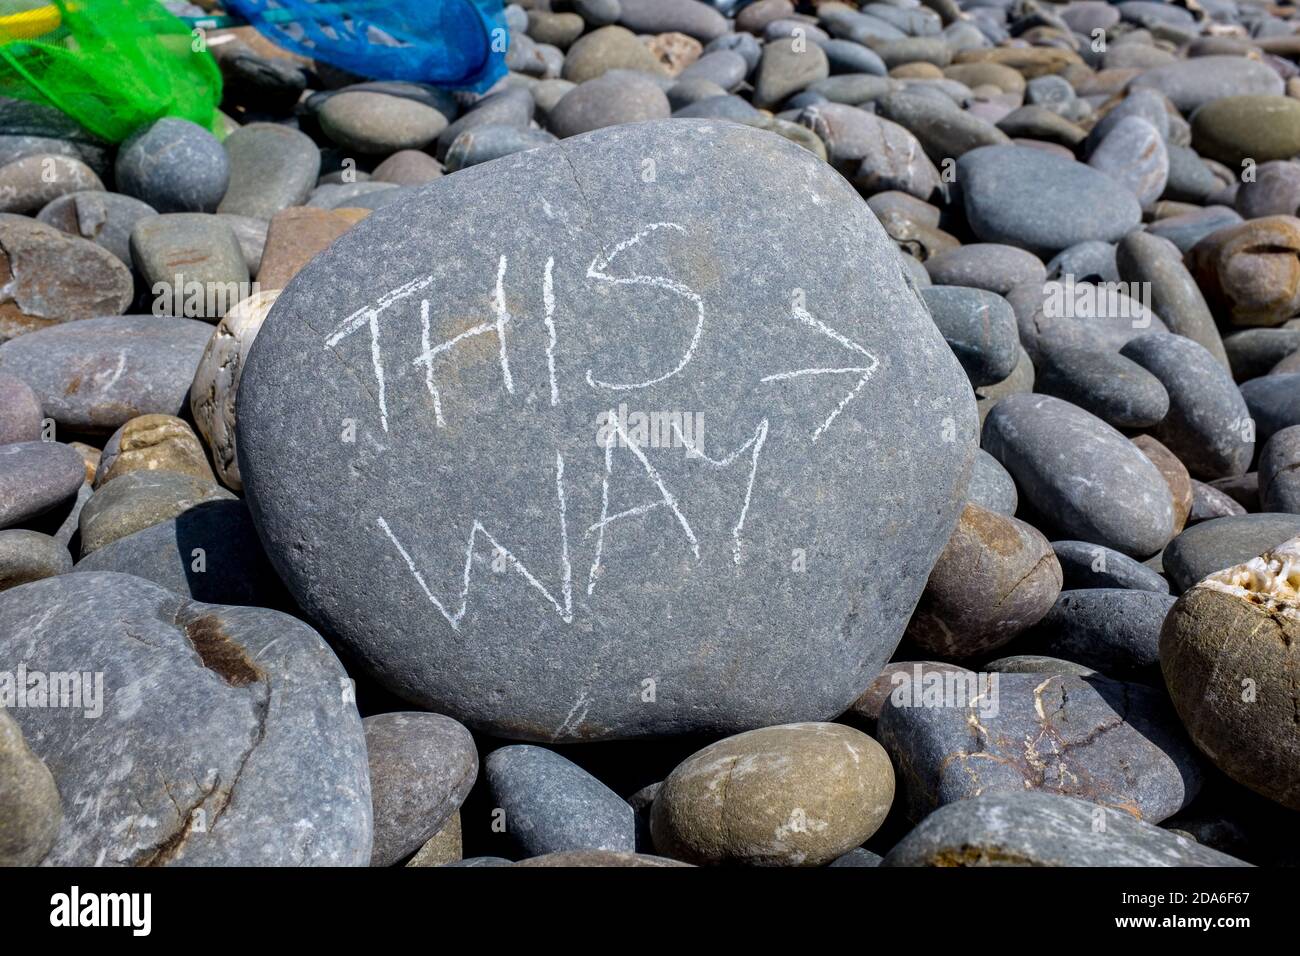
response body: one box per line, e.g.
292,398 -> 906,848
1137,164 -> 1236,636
190,289 -> 280,490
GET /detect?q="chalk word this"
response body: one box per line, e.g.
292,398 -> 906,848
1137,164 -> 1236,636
323,223 -> 884,631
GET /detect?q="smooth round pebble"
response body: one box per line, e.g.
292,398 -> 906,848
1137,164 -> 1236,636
0,529 -> 72,592
1163,513 -> 1300,592
486,745 -> 634,856
116,118 -> 229,213
651,723 -> 894,867
365,712 -> 478,867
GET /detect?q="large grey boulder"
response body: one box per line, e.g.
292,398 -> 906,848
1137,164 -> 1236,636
237,120 -> 976,740
0,572 -> 371,865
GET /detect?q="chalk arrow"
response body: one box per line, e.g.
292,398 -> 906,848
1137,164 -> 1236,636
761,302 -> 880,441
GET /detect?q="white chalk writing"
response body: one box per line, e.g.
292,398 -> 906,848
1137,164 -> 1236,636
761,300 -> 879,441
584,222 -> 704,392
376,452 -> 573,631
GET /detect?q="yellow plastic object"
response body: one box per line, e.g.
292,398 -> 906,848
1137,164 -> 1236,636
0,0 -> 223,142
0,3 -> 62,40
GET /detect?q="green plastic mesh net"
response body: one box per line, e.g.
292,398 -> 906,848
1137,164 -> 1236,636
0,0 -> 222,143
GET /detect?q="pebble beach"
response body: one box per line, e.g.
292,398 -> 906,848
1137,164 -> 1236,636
0,0 -> 1298,874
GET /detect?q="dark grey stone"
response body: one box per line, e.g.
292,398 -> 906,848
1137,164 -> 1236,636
1208,472 -> 1259,513
1145,205 -> 1241,254
967,447 -> 1017,516
318,91 -> 448,155
1163,143 -> 1221,204
36,191 -> 159,266
674,94 -> 762,121
0,708 -> 60,865
795,103 -> 937,198
1189,478 -> 1246,523
704,32 -> 761,72
996,105 -> 1087,148
975,344 -> 1034,425
445,125 -> 557,172
0,371 -> 41,445
306,181 -> 397,210
0,571 -> 371,865
325,184 -> 415,213
1241,373 -> 1300,444
217,214 -> 268,274
434,88 -> 535,161
486,745 -> 634,854
130,214 -> 250,319
1130,55 -> 1284,114
1120,333 -> 1253,480
921,285 -> 1018,386
1010,279 -> 1166,366
236,120 -> 976,739
30,481 -> 89,550
807,74 -> 899,106
0,529 -> 71,592
217,124 -> 321,221
875,91 -> 1010,163
820,7 -> 906,44
678,50 -> 750,90
982,394 -> 1176,557
1235,159 -> 1300,218
667,78 -> 728,112
617,0 -> 728,41
365,712 -> 478,867
959,145 -> 1142,255
881,791 -> 1249,866
74,499 -> 288,609
1118,0 -> 1196,28
1259,425 -> 1300,513
1088,115 -> 1168,208
983,655 -> 1097,677
0,442 -> 85,530
218,45 -> 307,112
1016,587 -> 1176,679
1116,231 -> 1227,369
0,99 -> 103,143
1051,540 -> 1170,593
754,35 -> 829,109
442,855 -> 514,867
877,672 -> 1202,823
1035,346 -> 1170,430
77,471 -> 235,557
923,244 -> 1045,296
817,39 -> 887,76
1046,241 -> 1118,285
116,118 -> 229,214
548,73 -> 671,138
0,316 -> 212,434
0,134 -> 109,180
1163,513 -> 1300,592
1224,329 -> 1300,382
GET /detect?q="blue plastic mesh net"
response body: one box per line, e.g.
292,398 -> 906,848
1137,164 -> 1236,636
222,0 -> 508,91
